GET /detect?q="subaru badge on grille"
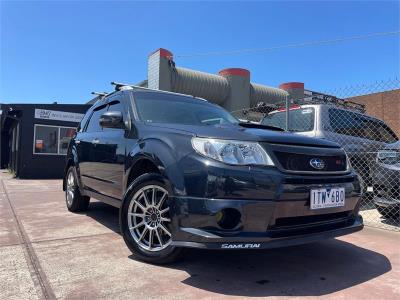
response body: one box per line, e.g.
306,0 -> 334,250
310,158 -> 325,170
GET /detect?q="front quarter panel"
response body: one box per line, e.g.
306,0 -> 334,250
125,130 -> 195,196
63,138 -> 84,191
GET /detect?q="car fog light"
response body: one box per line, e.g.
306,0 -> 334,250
217,208 -> 241,230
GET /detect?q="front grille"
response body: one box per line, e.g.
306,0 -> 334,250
274,151 -> 347,172
274,211 -> 351,228
269,211 -> 354,238
283,176 -> 356,185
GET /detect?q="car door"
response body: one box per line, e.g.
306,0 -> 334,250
89,95 -> 128,200
79,103 -> 108,191
74,109 -> 92,181
322,107 -> 369,153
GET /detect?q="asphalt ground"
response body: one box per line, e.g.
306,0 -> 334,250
0,171 -> 399,300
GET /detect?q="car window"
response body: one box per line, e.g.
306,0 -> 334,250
329,109 -> 367,138
375,122 -> 398,143
262,108 -> 315,132
104,100 -> 125,131
107,100 -> 124,114
85,104 -> 108,132
134,92 -> 238,126
77,110 -> 91,133
328,108 -> 398,143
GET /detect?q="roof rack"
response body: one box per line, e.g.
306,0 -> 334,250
110,81 -> 208,101
91,92 -> 109,97
240,102 -> 279,116
293,97 -> 366,113
301,90 -> 366,113
111,81 -> 137,91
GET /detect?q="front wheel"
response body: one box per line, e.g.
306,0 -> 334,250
120,173 -> 183,264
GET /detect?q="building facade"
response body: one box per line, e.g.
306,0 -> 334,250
0,103 -> 90,178
348,89 -> 400,137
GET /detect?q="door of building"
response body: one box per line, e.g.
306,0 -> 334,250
9,123 -> 20,175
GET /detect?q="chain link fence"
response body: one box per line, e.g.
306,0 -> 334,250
232,79 -> 400,231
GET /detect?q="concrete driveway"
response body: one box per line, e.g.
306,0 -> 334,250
0,171 -> 399,300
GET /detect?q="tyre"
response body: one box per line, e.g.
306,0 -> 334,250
376,206 -> 399,219
65,166 -> 90,212
120,173 -> 183,264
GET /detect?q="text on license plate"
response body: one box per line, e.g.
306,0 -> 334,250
310,187 -> 345,210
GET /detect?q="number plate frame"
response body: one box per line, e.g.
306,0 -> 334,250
310,187 -> 345,210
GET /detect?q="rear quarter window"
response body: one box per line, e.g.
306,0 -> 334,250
328,108 -> 398,143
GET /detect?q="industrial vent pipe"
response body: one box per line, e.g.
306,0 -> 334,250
171,67 -> 230,104
250,83 -> 289,106
279,82 -> 305,100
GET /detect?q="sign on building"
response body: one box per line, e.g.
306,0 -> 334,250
34,109 -> 84,122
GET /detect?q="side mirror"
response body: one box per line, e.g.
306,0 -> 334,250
99,111 -> 124,129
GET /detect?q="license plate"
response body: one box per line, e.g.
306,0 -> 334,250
310,187 -> 345,210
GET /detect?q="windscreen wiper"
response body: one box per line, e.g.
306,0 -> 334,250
238,122 -> 285,132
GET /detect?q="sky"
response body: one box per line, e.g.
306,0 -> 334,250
0,0 -> 399,104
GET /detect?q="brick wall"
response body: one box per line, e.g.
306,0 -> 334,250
347,89 -> 400,138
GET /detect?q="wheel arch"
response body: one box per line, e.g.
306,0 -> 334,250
126,157 -> 161,188
124,139 -> 186,196
63,146 -> 80,191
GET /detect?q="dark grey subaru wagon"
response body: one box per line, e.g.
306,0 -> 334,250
63,86 -> 363,263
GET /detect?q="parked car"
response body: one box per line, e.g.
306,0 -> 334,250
372,141 -> 400,219
261,104 -> 399,196
64,87 -> 363,264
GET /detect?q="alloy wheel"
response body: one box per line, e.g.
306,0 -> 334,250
127,185 -> 172,252
66,171 -> 75,207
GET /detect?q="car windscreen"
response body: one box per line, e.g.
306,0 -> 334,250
134,92 -> 239,126
261,108 -> 315,132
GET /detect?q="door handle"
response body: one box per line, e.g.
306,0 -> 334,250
92,138 -> 100,144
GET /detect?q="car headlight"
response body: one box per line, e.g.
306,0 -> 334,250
377,150 -> 399,165
345,153 -> 352,171
191,137 -> 274,166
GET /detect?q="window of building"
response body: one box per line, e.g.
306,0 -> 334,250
33,125 -> 76,155
59,127 -> 77,154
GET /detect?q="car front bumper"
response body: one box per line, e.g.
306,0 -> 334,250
170,195 -> 363,249
374,196 -> 400,210
372,163 -> 400,209
167,155 -> 363,249
171,216 -> 363,249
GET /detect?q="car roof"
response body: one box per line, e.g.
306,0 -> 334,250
130,88 -> 208,102
267,103 -> 383,123
383,140 -> 400,149
91,86 -> 208,109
